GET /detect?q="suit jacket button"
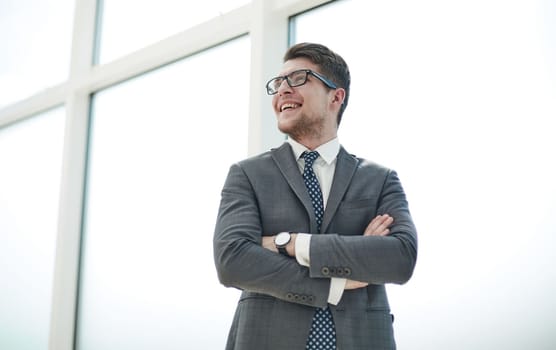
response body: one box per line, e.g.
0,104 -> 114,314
286,293 -> 294,300
344,268 -> 352,276
321,267 -> 330,275
336,267 -> 344,276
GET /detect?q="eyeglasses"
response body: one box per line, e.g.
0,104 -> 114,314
265,69 -> 338,95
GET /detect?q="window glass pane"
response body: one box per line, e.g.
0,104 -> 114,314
96,0 -> 250,64
0,0 -> 74,108
292,1 -> 556,349
76,36 -> 249,350
0,107 -> 66,350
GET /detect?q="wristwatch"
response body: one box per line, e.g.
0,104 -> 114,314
274,232 -> 291,256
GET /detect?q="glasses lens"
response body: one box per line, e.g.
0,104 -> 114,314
266,77 -> 283,95
265,70 -> 310,95
288,70 -> 308,87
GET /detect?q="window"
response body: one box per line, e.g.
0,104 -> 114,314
0,0 -> 74,108
95,0 -> 250,63
75,36 -> 249,350
0,107 -> 65,350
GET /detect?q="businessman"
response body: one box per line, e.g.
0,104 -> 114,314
213,42 -> 418,349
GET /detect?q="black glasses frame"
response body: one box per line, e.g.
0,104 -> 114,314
265,69 -> 338,95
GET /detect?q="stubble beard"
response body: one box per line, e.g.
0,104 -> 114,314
278,111 -> 326,142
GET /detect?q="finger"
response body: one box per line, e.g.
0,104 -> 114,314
379,216 -> 394,231
365,217 -> 393,236
364,214 -> 386,233
345,279 -> 369,290
262,236 -> 277,251
364,214 -> 392,235
374,216 -> 394,236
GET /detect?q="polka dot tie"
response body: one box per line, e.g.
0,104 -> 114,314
302,151 -> 337,350
302,151 -> 324,232
306,307 -> 337,350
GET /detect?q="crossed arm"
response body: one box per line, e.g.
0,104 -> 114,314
261,214 -> 394,291
214,162 -> 417,308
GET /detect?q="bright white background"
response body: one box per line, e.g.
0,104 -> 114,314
294,0 -> 556,349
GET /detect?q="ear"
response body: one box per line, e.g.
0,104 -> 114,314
331,88 -> 346,107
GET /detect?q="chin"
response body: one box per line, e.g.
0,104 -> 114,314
277,121 -> 294,135
277,114 -> 294,130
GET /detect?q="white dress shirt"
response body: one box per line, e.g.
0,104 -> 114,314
287,137 -> 346,305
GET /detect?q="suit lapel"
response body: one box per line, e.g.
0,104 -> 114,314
271,143 -> 318,232
321,146 -> 358,233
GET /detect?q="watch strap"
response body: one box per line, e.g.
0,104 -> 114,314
278,246 -> 289,256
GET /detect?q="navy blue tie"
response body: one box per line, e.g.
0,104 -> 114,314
302,151 -> 337,350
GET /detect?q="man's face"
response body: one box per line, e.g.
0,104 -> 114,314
272,58 -> 338,141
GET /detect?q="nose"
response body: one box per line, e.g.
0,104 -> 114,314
276,78 -> 292,95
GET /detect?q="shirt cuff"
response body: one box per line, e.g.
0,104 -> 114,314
294,234 -> 346,305
294,233 -> 311,267
327,278 -> 347,305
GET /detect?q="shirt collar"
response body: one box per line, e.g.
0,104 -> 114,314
287,137 -> 340,165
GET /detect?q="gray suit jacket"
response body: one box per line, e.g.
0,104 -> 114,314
214,143 -> 418,349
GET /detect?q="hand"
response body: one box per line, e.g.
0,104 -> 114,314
262,235 -> 278,253
345,279 -> 368,290
363,214 -> 394,236
343,215 -> 393,291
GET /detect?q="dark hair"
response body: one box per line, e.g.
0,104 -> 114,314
284,42 -> 351,125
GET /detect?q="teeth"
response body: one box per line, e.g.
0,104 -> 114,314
281,103 -> 300,112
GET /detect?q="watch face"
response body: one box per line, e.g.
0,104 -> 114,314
275,232 -> 290,246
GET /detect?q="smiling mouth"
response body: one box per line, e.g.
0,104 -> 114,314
281,103 -> 301,112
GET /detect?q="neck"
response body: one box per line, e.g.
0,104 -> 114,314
291,133 -> 336,151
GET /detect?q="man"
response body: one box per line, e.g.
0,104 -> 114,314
213,42 -> 417,349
